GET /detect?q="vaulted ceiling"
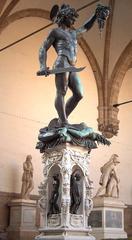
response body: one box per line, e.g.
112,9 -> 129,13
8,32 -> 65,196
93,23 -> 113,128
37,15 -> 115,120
0,0 -> 132,138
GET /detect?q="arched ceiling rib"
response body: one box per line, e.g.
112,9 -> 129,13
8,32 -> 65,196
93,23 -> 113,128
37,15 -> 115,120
0,0 -> 7,15
109,40 -> 132,105
0,9 -> 50,32
0,0 -> 19,24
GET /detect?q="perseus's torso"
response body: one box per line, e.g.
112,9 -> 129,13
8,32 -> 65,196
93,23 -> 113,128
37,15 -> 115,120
53,28 -> 77,65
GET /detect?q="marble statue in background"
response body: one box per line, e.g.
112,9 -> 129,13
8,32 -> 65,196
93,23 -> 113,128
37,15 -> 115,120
48,174 -> 60,216
21,155 -> 34,199
70,172 -> 81,214
96,154 -> 120,198
106,167 -> 120,198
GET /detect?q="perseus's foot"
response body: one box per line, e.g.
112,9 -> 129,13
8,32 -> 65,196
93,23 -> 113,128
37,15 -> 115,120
58,119 -> 69,127
48,118 -> 69,129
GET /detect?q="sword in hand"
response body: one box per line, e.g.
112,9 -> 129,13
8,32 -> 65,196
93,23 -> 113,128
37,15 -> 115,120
37,66 -> 85,76
37,67 -> 50,77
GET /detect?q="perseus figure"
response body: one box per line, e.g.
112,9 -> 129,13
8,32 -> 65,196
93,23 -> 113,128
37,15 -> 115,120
37,4 -> 110,126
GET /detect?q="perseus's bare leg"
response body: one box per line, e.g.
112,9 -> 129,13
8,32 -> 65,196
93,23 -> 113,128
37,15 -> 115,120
66,72 -> 83,117
55,72 -> 69,125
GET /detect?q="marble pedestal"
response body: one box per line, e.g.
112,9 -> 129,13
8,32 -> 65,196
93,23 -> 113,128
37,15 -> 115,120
35,229 -> 95,240
7,199 -> 38,240
88,197 -> 127,240
35,144 -> 95,240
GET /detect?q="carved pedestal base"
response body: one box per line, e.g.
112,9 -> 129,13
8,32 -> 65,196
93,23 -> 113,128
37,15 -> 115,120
7,199 -> 38,240
36,144 -> 95,240
35,228 -> 95,240
88,197 -> 127,240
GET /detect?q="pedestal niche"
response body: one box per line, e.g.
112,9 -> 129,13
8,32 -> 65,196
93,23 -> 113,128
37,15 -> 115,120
7,199 -> 37,240
88,197 -> 127,240
36,144 -> 95,240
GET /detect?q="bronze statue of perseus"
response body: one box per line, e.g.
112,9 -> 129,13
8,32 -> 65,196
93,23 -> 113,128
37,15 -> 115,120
37,4 -> 110,127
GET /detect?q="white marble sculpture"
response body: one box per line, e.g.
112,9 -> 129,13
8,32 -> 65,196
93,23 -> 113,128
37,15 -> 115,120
96,154 -> 120,198
21,154 -> 34,199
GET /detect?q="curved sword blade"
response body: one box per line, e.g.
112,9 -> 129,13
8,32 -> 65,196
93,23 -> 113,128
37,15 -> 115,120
37,66 -> 85,76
